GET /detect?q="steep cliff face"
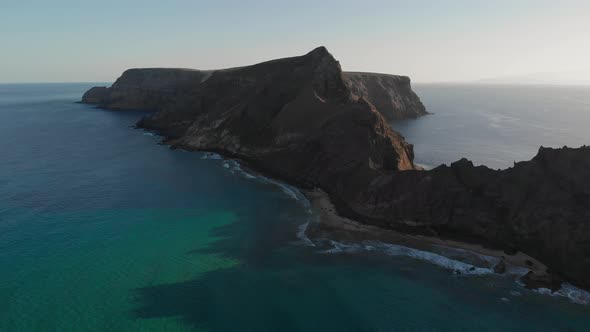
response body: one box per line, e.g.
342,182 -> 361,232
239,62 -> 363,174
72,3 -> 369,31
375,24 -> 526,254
137,47 -> 417,195
344,72 -> 427,120
81,47 -> 590,290
82,58 -> 426,122
82,68 -> 211,110
342,146 -> 590,289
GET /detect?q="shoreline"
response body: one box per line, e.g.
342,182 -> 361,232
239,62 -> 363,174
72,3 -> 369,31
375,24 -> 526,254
300,188 -> 590,305
190,150 -> 553,282
303,188 -> 548,276
168,144 -> 589,303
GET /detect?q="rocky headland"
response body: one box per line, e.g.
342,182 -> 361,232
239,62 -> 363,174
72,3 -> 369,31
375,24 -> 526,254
82,47 -> 590,291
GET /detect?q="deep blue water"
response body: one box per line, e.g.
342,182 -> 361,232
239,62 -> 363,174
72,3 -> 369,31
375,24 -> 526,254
397,84 -> 590,169
1,83 -> 590,331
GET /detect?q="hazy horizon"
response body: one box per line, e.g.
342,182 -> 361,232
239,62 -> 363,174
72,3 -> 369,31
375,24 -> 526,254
2,0 -> 589,84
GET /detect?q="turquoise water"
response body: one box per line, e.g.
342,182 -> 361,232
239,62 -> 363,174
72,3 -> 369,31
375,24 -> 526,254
1,84 -> 589,331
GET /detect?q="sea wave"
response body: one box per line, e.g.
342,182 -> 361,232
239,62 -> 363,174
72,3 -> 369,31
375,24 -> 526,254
221,158 -> 306,204
323,238 -> 590,305
200,152 -> 315,245
320,240 -> 495,275
297,221 -> 316,247
197,151 -> 590,305
517,280 -> 590,305
223,158 -> 314,246
223,159 -> 314,245
432,244 -> 529,276
200,152 -> 223,160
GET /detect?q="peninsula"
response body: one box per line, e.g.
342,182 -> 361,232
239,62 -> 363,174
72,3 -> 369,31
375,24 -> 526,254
82,47 -> 590,291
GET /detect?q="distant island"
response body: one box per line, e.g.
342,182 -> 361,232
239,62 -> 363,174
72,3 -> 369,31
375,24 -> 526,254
82,47 -> 590,292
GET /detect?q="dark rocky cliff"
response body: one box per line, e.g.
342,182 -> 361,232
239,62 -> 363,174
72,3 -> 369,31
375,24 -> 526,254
344,72 -> 427,120
82,55 -> 426,122
82,47 -> 590,290
344,146 -> 590,290
82,68 -> 211,110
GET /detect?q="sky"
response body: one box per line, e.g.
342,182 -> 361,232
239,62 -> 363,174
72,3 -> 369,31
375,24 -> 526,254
1,0 -> 589,83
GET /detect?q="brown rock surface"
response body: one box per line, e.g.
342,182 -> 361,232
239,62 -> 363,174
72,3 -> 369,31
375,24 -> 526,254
344,72 -> 427,120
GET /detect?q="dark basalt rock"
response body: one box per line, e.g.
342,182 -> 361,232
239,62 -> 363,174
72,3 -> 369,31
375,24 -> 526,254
521,271 -> 563,292
81,86 -> 109,104
493,257 -> 507,274
81,47 -> 590,291
82,68 -> 212,111
352,145 -> 590,290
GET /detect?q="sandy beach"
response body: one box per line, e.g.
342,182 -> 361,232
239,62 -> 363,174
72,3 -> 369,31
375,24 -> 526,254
303,188 -> 548,276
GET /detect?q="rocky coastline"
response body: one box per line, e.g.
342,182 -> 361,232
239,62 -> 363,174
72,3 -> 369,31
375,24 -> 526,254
81,47 -> 590,292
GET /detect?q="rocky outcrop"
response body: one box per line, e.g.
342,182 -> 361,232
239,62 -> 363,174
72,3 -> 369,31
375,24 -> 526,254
82,68 -> 212,111
81,47 -> 590,291
82,58 -> 426,122
136,46 -> 417,190
344,72 -> 427,120
345,146 -> 590,290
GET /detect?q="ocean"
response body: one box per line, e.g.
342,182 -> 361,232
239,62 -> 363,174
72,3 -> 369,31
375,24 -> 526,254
0,83 -> 589,331
395,83 -> 590,170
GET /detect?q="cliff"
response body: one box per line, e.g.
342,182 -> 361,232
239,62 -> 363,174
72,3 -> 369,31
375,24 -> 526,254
82,56 -> 426,123
82,68 -> 211,110
344,72 -> 427,120
340,146 -> 590,290
82,47 -> 590,290
136,46 -> 417,191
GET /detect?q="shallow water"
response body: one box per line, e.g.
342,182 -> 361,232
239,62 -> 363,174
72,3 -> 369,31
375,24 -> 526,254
1,83 -> 590,331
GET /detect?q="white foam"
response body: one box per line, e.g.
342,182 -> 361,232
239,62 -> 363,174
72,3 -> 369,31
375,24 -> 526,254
296,221 -> 315,247
210,156 -> 299,201
200,153 -> 223,160
275,182 -> 300,201
514,276 -> 590,305
243,172 -> 256,179
559,283 -> 590,305
142,132 -> 156,136
205,155 -> 317,250
531,283 -> 590,305
321,240 -> 494,276
506,266 -> 530,276
320,240 -> 362,254
432,245 -> 530,277
227,161 -> 306,204
381,242 -> 494,275
534,287 -> 554,296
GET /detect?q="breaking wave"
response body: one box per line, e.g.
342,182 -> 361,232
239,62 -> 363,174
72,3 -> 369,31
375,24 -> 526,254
518,281 -> 590,305
297,221 -> 315,247
320,240 -> 494,275
197,151 -> 590,306
201,152 -> 223,160
200,152 -> 314,245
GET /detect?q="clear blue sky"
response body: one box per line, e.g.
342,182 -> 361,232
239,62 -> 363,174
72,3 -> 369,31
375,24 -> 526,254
1,0 -> 589,83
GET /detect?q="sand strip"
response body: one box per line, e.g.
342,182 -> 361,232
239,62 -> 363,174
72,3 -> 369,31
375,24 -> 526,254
303,188 -> 548,275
